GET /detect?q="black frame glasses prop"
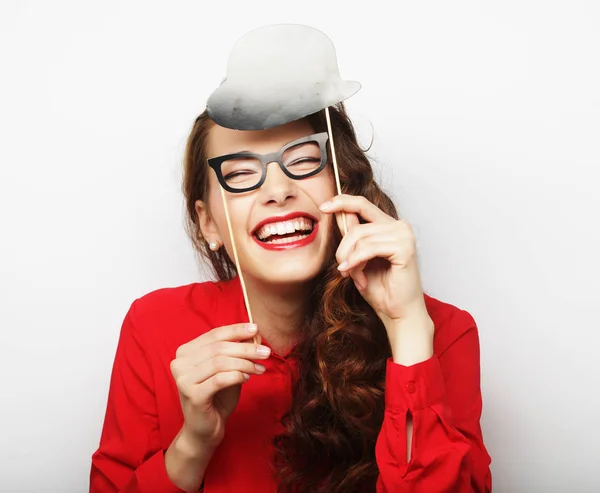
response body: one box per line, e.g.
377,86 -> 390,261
207,132 -> 329,193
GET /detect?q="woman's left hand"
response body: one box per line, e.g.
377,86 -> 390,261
319,194 -> 432,331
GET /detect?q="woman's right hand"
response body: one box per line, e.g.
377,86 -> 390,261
169,323 -> 270,449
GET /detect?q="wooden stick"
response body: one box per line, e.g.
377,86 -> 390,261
325,106 -> 348,235
219,185 -> 259,345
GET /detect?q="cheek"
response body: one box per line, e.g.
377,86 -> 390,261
304,171 -> 337,203
208,186 -> 252,237
325,167 -> 337,197
206,181 -> 228,235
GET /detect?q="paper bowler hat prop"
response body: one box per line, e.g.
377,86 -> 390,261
206,24 -> 361,130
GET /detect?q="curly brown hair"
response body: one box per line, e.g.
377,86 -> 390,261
182,103 -> 399,493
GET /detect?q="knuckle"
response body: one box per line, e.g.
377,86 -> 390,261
403,232 -> 416,251
175,345 -> 186,359
189,389 -> 204,407
211,355 -> 227,372
213,340 -> 228,355
408,230 -> 416,245
175,374 -> 188,391
212,372 -> 227,389
344,230 -> 357,245
214,324 -> 229,338
170,358 -> 181,376
400,219 -> 414,234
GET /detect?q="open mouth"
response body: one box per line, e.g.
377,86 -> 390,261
253,217 -> 315,245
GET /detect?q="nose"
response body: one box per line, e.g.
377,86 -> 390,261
258,161 -> 296,205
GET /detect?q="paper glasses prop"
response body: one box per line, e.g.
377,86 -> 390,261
206,24 -> 361,340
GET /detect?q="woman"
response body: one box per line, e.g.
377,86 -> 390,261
90,104 -> 492,492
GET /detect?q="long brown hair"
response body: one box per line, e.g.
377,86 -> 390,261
182,104 -> 398,493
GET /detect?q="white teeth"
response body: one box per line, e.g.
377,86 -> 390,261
265,234 -> 306,244
254,217 -> 315,241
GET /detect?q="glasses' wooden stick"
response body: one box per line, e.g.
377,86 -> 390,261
325,106 -> 347,236
219,185 -> 259,345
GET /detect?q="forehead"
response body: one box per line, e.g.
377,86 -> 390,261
207,118 -> 316,157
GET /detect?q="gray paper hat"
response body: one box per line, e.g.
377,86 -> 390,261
206,24 -> 361,130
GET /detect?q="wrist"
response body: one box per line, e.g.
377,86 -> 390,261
386,315 -> 434,366
176,427 -> 219,459
166,427 -> 215,492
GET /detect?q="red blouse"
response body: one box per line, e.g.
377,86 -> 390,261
90,277 -> 492,492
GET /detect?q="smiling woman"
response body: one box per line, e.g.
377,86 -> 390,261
89,24 -> 492,493
194,115 -> 339,289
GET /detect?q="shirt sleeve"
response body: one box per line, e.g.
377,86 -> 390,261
375,317 -> 492,492
89,301 -> 189,493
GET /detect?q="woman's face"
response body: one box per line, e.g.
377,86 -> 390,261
196,119 -> 337,286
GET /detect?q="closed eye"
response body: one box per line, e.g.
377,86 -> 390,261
224,170 -> 258,180
288,158 -> 320,166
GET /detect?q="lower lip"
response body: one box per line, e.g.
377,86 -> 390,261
252,223 -> 319,251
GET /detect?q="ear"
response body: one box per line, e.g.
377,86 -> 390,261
195,199 -> 222,243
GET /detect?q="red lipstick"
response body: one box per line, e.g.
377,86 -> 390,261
251,211 -> 318,235
253,223 -> 319,251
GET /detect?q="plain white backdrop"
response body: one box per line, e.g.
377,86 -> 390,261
1,1 -> 598,491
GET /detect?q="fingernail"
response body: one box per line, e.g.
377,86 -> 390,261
257,345 -> 271,357
319,201 -> 332,211
242,373 -> 250,381
255,363 -> 266,373
246,323 -> 257,333
338,261 -> 348,271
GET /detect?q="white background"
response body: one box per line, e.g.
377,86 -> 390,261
1,1 -> 598,492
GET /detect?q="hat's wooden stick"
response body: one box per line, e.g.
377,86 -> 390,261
219,185 -> 260,345
325,106 -> 348,236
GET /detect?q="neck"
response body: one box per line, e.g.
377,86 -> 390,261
243,276 -> 315,356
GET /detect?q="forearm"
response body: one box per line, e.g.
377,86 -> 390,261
165,427 -> 217,492
386,314 -> 434,366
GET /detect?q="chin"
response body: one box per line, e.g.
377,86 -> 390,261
260,264 -> 323,286
243,256 -> 326,287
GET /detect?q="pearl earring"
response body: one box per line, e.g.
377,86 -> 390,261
209,241 -> 219,251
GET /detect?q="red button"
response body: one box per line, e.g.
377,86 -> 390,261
406,382 -> 416,394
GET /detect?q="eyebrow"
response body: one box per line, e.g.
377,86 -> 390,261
228,134 -> 311,155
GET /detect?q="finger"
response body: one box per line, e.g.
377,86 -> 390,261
335,222 -> 395,265
172,340 -> 272,373
175,355 -> 265,395
348,261 -> 368,291
334,210 -> 359,237
190,371 -> 250,404
343,239 -> 410,271
211,340 -> 272,362
320,194 -> 395,224
176,323 -> 259,358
